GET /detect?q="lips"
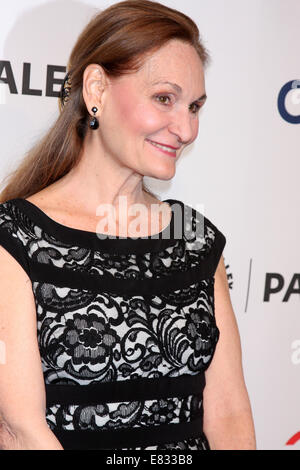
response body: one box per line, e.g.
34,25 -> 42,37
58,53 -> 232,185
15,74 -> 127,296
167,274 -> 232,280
146,139 -> 180,150
146,139 -> 177,158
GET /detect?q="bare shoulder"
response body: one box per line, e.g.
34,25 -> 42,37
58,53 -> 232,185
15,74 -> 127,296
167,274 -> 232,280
25,186 -> 58,211
25,187 -> 84,227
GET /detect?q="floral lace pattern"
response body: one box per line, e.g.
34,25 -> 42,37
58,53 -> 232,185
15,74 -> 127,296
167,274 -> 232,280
33,278 -> 218,384
0,198 -> 226,450
46,394 -> 202,431
0,200 -> 215,280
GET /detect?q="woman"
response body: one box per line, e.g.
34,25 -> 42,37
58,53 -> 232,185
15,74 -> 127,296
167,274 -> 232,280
0,0 -> 256,450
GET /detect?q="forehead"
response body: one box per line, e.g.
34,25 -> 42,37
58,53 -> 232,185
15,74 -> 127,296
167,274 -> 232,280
139,40 -> 204,86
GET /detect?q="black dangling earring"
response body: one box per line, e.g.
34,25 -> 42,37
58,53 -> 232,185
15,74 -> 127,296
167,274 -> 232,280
89,106 -> 99,130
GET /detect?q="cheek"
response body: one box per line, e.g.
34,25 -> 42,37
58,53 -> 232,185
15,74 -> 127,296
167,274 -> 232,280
116,93 -> 165,135
131,102 -> 166,135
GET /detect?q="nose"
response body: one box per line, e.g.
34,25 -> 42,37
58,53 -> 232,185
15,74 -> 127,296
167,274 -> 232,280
167,109 -> 198,145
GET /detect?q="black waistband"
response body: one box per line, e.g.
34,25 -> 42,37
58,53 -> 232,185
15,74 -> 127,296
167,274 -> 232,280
45,373 -> 206,406
51,415 -> 204,450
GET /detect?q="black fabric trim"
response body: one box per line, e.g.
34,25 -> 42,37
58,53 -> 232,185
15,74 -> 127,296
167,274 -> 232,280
208,226 -> 226,276
2,198 -> 226,284
214,230 -> 226,274
51,416 -> 204,449
29,251 -> 217,295
0,226 -> 30,277
10,198 -> 184,254
45,373 -> 205,406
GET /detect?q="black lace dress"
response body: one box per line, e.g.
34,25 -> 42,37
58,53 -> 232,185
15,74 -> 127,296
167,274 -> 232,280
0,198 -> 226,450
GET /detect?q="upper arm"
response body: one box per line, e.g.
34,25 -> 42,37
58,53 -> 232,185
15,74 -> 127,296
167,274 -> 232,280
0,246 -> 47,437
203,255 -> 252,427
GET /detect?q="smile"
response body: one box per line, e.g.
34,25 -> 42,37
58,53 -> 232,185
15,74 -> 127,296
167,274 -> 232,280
146,139 -> 177,157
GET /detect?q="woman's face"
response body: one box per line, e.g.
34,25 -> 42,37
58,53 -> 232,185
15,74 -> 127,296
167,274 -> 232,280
95,39 -> 207,181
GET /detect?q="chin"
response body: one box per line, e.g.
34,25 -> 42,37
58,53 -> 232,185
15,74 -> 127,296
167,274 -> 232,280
147,167 -> 176,181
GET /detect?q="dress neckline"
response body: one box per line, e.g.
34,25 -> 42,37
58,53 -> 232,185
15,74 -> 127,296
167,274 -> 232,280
9,197 -> 182,253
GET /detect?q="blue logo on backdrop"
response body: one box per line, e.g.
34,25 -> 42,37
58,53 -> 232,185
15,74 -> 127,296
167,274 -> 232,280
277,80 -> 300,124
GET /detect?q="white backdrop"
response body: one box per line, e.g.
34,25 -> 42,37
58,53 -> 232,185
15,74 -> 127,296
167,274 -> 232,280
0,0 -> 299,450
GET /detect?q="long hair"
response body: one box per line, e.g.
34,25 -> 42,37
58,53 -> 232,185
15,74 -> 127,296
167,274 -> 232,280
0,0 -> 211,204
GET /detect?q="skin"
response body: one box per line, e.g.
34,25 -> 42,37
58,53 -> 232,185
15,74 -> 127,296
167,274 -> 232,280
27,39 -> 207,236
1,39 -> 256,449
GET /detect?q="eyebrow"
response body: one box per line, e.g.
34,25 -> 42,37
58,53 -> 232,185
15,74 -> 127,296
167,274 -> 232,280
151,80 -> 207,102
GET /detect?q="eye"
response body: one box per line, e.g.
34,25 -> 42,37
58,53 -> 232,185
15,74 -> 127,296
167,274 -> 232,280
189,103 -> 201,114
154,94 -> 172,105
155,94 -> 202,114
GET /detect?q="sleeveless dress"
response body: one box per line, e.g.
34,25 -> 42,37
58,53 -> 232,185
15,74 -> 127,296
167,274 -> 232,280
0,197 -> 226,450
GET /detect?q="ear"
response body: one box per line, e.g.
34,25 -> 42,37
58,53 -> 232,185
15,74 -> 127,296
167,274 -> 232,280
82,63 -> 108,115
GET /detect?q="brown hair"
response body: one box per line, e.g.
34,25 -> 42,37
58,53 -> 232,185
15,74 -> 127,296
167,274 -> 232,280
0,0 -> 211,204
